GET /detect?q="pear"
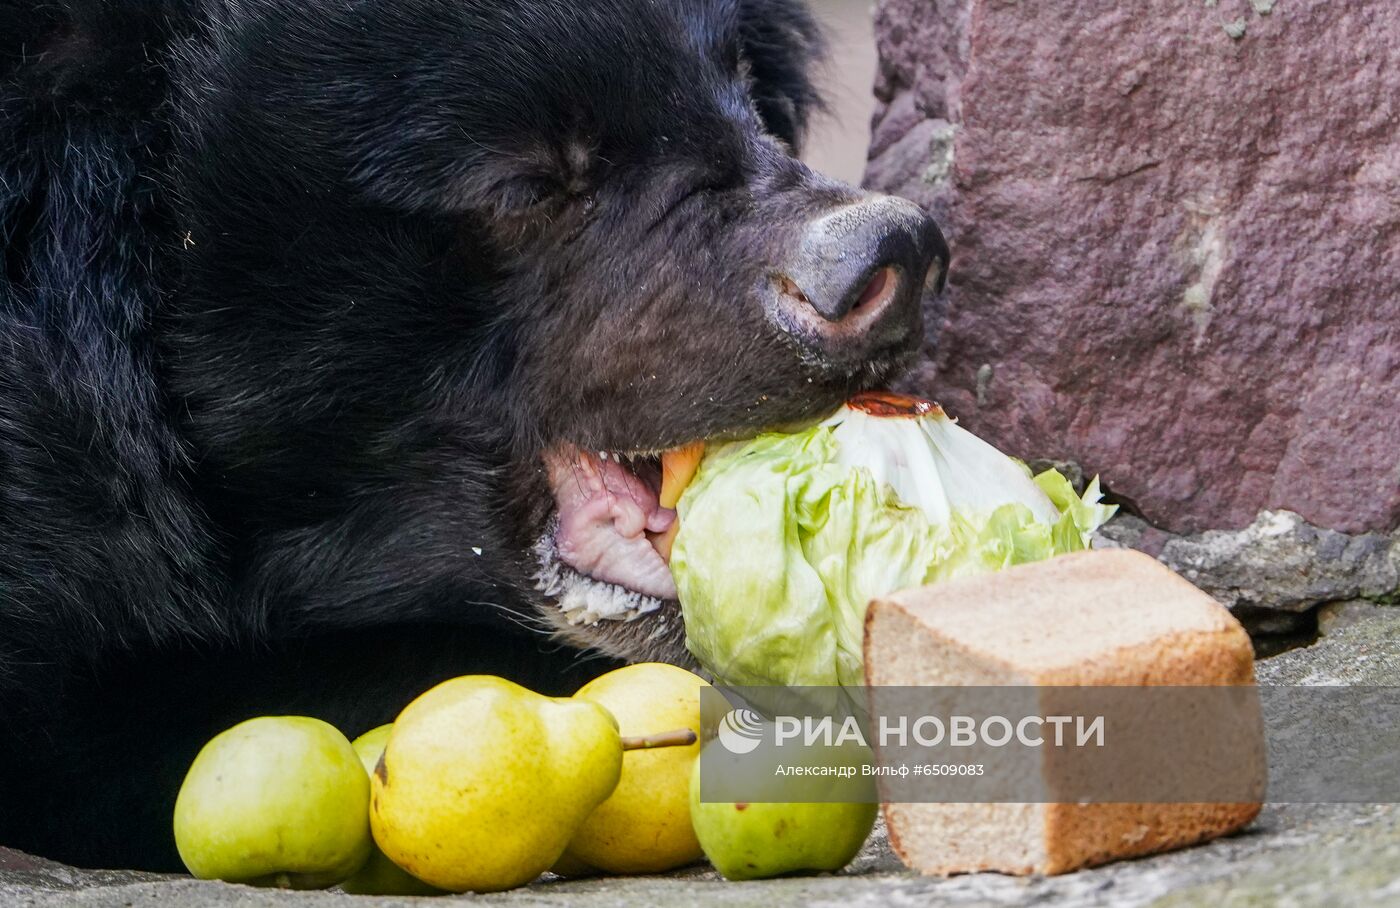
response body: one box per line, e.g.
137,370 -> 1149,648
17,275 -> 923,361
369,676 -> 625,893
173,716 -> 371,888
561,663 -> 708,874
689,741 -> 877,880
349,723 -> 394,768
338,725 -> 441,897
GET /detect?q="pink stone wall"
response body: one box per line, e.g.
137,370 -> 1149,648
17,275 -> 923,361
866,0 -> 1400,534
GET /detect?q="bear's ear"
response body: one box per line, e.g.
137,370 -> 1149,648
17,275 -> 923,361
735,0 -> 827,153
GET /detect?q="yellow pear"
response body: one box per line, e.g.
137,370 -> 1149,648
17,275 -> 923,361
339,725 -> 441,897
369,676 -> 624,893
561,663 -> 708,874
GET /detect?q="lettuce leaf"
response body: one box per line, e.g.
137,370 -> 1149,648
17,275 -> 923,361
672,404 -> 1116,688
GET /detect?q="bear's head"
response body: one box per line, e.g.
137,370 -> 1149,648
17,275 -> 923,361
162,0 -> 948,664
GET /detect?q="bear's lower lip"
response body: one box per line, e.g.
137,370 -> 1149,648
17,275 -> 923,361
535,445 -> 682,624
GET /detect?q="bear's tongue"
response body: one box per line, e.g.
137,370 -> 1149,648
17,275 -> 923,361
545,447 -> 678,600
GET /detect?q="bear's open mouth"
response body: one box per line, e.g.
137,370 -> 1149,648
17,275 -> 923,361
534,445 -> 701,626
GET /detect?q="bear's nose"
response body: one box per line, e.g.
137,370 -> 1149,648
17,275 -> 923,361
768,195 -> 949,362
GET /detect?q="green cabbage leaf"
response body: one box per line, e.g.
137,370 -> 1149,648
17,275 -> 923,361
671,403 -> 1116,687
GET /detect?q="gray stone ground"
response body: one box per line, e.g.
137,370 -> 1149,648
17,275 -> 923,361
6,602 -> 1400,908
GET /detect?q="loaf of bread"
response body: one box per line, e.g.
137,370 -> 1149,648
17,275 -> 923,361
864,548 -> 1263,876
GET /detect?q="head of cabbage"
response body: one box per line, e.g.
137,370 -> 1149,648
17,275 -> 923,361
669,394 -> 1116,687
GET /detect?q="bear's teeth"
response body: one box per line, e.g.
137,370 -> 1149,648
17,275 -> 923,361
532,529 -> 665,625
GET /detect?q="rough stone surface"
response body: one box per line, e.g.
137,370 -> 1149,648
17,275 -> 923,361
866,0 -> 1400,536
1256,599 -> 1400,685
6,607 -> 1400,907
1160,511 -> 1398,608
8,806 -> 1400,907
1095,510 -> 1400,629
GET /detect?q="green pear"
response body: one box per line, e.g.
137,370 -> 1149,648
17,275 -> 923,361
338,725 -> 442,897
173,716 -> 371,888
689,740 -> 877,880
369,676 -> 625,893
349,723 -> 394,769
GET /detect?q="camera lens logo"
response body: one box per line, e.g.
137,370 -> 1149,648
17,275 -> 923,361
717,708 -> 765,755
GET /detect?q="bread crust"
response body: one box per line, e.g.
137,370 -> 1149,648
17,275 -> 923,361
865,550 -> 1263,877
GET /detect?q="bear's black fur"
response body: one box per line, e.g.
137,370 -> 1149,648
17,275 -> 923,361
0,0 -> 940,870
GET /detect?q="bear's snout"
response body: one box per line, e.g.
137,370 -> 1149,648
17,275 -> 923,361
767,195 -> 948,364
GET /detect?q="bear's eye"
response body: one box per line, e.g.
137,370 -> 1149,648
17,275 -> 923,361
557,139 -> 594,198
481,139 -> 597,218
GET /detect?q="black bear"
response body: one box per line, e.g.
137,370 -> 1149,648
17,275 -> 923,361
0,0 -> 947,871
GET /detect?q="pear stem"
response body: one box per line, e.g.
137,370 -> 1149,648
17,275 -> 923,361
620,728 -> 697,751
